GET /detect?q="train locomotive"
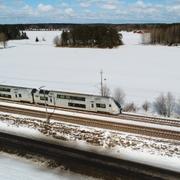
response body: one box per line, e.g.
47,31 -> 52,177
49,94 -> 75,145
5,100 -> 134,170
0,84 -> 122,115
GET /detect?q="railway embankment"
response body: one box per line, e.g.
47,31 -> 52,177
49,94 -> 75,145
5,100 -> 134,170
0,131 -> 180,180
0,109 -> 180,177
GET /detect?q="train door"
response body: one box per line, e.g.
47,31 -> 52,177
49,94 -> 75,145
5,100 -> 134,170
49,96 -> 55,106
90,101 -> 97,112
14,89 -> 20,101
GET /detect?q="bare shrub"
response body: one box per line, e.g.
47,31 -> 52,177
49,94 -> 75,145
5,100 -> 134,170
113,88 -> 126,106
142,101 -> 150,112
153,92 -> 175,117
153,94 -> 167,116
124,102 -> 138,112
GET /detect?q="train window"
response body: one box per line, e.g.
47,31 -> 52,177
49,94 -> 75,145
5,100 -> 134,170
15,94 -> 17,98
60,95 -> 65,99
66,95 -> 71,99
39,90 -> 49,95
68,103 -> 86,108
57,94 -> 68,99
57,94 -> 85,101
0,93 -> 11,98
40,96 -> 48,101
70,96 -> 85,101
91,104 -> 94,108
109,104 -> 111,107
96,103 -> 106,108
0,87 -> 11,92
19,94 -> 22,98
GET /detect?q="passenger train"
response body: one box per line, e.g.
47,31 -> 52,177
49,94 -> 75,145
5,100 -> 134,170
0,84 -> 122,115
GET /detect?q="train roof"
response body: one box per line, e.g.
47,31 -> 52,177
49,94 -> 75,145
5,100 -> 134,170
0,84 -> 34,90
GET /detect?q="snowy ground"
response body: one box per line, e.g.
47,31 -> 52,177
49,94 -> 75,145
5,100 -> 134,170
0,112 -> 180,173
0,31 -> 180,106
0,152 -> 98,180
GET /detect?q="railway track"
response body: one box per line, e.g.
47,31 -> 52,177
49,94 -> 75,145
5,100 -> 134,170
118,113 -> 180,127
0,99 -> 180,128
0,104 -> 180,141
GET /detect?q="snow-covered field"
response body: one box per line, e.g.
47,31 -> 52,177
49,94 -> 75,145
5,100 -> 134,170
0,31 -> 180,105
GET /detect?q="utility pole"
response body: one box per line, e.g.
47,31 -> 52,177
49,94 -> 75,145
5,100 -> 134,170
100,70 -> 103,96
100,70 -> 108,97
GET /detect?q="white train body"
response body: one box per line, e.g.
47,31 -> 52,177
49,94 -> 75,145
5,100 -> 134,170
0,84 -> 122,115
0,85 -> 34,103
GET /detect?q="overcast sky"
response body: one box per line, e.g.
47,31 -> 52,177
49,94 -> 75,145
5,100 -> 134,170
0,0 -> 180,24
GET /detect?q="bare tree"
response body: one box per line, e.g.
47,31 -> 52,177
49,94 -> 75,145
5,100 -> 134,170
124,102 -> 138,112
153,92 -> 175,117
166,92 -> 175,117
142,101 -> 150,112
0,32 -> 7,48
102,85 -> 110,97
153,94 -> 167,116
113,88 -> 126,106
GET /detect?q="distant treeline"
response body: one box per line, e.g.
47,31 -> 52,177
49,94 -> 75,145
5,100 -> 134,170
55,26 -> 122,48
0,25 -> 28,40
2,23 -> 179,32
150,24 -> 180,45
1,23 -> 180,46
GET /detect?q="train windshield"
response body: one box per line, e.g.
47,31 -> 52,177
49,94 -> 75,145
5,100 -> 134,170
114,100 -> 121,109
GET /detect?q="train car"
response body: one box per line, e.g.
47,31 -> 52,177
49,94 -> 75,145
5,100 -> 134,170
0,84 -> 35,103
34,89 -> 121,115
0,84 -> 122,115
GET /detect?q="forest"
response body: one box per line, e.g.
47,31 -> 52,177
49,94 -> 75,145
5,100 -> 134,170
55,26 -> 123,48
150,24 -> 180,45
0,25 -> 28,40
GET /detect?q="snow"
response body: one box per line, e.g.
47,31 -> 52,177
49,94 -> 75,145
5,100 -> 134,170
1,101 -> 180,132
0,112 -> 180,173
0,30 -> 180,175
121,31 -> 142,45
0,31 -> 180,105
0,152 -> 97,180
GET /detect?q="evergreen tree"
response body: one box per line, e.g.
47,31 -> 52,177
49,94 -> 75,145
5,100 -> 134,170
35,37 -> 39,42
